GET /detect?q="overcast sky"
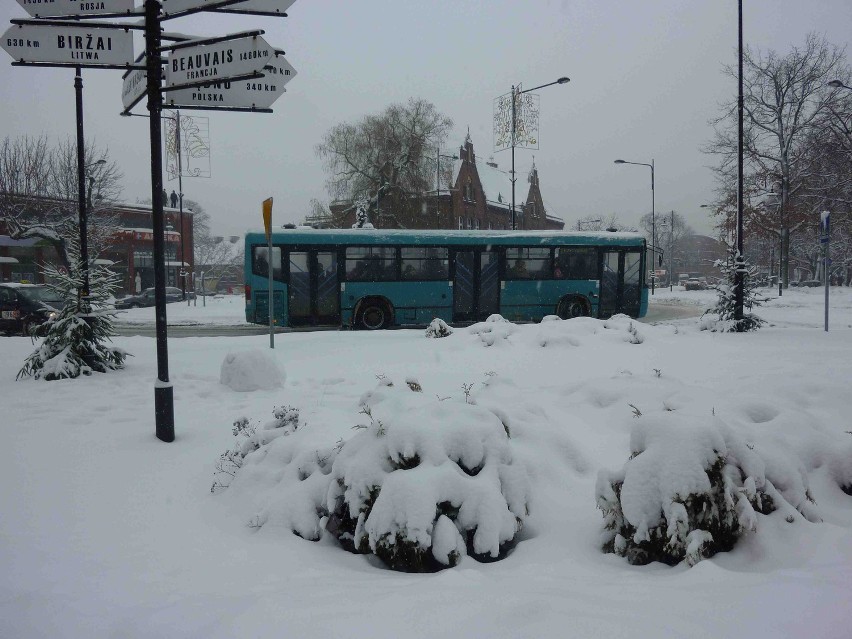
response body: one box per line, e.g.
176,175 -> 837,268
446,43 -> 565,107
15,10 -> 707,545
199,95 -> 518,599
1,0 -> 851,238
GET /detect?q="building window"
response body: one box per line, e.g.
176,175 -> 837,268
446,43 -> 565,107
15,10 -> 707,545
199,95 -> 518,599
458,216 -> 463,229
464,181 -> 474,202
488,221 -> 493,230
467,217 -> 473,230
475,219 -> 480,230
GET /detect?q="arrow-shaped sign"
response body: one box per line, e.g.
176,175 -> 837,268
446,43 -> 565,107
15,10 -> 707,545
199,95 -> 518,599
14,0 -> 136,18
160,0 -> 295,17
122,58 -> 147,111
164,55 -> 296,109
1,23 -> 134,66
164,33 -> 275,90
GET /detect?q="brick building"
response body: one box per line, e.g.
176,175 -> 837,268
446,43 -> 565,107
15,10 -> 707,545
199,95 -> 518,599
0,199 -> 193,295
325,135 -> 564,231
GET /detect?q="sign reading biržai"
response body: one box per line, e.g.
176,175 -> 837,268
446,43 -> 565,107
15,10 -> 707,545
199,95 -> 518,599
1,23 -> 134,66
14,0 -> 135,18
164,34 -> 275,90
164,54 -> 295,109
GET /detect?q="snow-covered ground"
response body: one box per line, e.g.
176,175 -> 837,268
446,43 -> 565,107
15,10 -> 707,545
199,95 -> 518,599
2,292 -> 852,638
114,293 -> 247,326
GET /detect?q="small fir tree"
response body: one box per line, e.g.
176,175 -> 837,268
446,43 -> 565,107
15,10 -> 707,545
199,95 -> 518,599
351,196 -> 374,229
702,248 -> 765,332
18,237 -> 128,381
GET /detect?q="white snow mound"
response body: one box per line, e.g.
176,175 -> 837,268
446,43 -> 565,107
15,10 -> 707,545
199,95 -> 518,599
220,350 -> 285,392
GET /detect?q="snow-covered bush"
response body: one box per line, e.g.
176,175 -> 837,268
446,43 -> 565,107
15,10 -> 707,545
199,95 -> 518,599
596,415 -> 775,566
220,349 -> 284,392
425,318 -> 453,338
468,314 -> 517,346
18,239 -> 127,381
325,380 -> 531,572
701,250 -> 765,332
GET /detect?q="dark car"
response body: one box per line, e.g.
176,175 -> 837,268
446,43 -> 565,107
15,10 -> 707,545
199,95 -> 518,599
114,287 -> 186,309
0,283 -> 64,336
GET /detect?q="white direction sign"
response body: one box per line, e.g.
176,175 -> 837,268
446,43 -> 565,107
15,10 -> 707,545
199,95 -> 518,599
164,34 -> 274,89
161,0 -> 294,16
14,0 -> 135,18
1,24 -> 134,66
122,65 -> 147,111
164,55 -> 295,109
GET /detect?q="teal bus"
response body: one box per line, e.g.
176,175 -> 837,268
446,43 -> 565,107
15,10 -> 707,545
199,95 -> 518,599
244,229 -> 648,329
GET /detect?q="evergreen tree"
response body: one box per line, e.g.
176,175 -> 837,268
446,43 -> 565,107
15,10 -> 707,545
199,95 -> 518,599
18,236 -> 128,380
702,248 -> 765,332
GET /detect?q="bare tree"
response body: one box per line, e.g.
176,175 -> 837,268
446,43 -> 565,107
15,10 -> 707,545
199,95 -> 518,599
0,135 -> 123,268
705,33 -> 846,288
316,98 -> 453,228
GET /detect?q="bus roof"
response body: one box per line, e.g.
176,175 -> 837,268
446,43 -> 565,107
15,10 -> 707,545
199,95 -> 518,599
244,228 -> 645,247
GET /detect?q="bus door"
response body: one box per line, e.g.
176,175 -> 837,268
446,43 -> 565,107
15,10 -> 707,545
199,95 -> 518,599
599,249 -> 643,318
287,249 -> 340,326
452,249 -> 500,322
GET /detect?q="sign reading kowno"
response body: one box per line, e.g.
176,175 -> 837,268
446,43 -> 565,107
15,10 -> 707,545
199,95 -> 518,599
164,34 -> 274,89
1,23 -> 134,66
164,55 -> 295,108
14,0 -> 135,18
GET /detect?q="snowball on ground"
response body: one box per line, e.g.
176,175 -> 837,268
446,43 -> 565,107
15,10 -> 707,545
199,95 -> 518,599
220,350 -> 285,392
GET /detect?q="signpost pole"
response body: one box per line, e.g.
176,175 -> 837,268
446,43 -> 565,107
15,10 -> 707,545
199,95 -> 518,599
74,65 -> 90,301
146,0 -> 175,442
263,197 -> 274,349
822,211 -> 830,333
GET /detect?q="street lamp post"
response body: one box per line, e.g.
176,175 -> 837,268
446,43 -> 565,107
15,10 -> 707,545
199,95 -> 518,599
733,0 -> 746,329
510,77 -> 570,230
614,158 -> 655,293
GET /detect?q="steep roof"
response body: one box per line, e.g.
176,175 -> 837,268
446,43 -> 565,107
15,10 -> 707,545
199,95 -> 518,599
452,157 -> 529,210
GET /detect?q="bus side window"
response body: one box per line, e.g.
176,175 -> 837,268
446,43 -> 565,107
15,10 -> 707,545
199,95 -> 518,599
252,245 -> 283,281
555,247 -> 597,279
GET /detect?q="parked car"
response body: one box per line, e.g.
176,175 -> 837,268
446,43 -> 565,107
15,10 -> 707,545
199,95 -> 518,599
0,283 -> 64,336
114,287 -> 186,309
684,278 -> 708,291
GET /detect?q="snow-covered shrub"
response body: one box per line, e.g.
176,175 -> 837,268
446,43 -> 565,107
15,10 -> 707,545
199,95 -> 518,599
702,250 -> 765,332
596,415 -> 775,566
425,318 -> 453,338
325,380 -> 531,572
468,315 -> 517,346
18,239 -> 127,381
212,405 -> 303,493
220,349 -> 284,392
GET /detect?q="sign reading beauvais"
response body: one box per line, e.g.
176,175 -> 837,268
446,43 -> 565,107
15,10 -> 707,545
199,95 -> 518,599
164,54 -> 295,109
1,24 -> 134,66
15,0 -> 135,18
164,34 -> 274,89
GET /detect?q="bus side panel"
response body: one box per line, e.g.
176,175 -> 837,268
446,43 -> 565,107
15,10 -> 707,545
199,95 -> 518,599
500,280 -> 600,321
253,288 -> 287,326
341,281 -> 453,325
638,286 -> 649,318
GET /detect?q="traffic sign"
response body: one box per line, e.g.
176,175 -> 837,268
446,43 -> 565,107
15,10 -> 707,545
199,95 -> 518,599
164,55 -> 295,109
122,63 -> 147,111
161,0 -> 295,17
1,23 -> 134,66
164,33 -> 275,89
14,0 -> 135,18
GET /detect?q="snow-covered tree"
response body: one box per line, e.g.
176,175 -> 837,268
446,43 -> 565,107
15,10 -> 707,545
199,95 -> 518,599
701,248 -> 765,332
17,236 -> 128,381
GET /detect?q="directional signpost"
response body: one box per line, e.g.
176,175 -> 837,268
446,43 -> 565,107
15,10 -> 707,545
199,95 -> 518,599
4,0 -> 298,443
1,22 -> 134,66
14,0 -> 136,18
161,0 -> 295,17
164,54 -> 295,109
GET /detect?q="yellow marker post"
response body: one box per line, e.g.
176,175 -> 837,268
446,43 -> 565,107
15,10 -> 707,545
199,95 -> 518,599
262,197 -> 274,348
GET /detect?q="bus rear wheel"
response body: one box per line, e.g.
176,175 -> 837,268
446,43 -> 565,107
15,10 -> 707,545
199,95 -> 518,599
357,300 -> 391,330
557,295 -> 591,320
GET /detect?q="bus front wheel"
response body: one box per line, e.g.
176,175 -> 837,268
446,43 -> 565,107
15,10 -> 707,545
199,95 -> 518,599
557,295 -> 591,320
357,299 -> 391,330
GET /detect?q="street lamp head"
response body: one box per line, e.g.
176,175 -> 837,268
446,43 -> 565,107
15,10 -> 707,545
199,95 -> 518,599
614,159 -> 626,164
557,77 -> 570,84
828,79 -> 844,88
